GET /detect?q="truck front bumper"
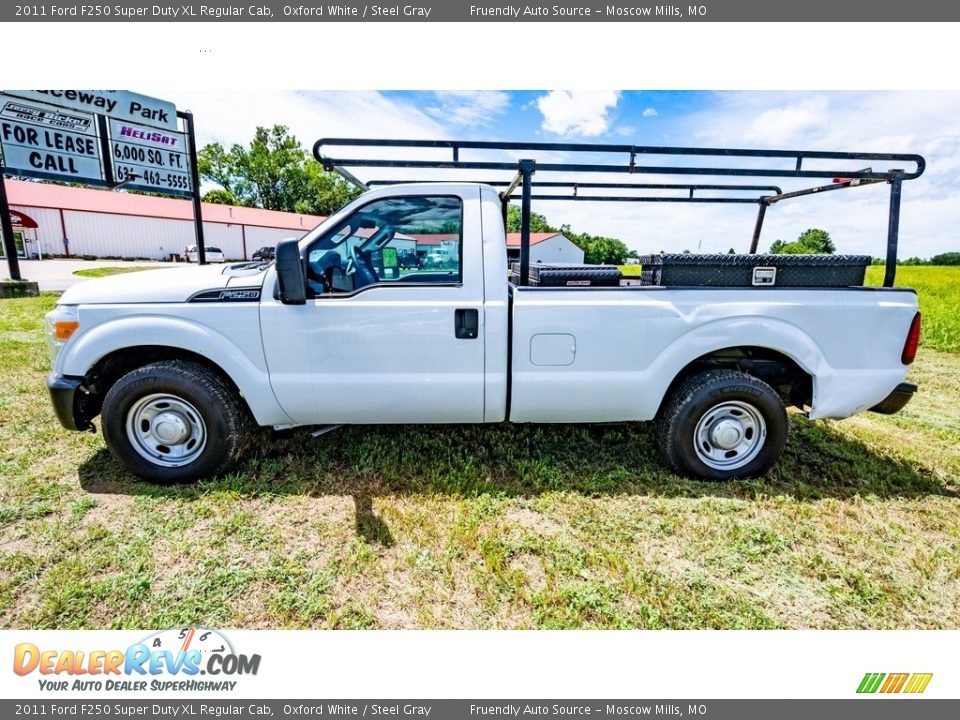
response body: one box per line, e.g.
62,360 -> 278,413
869,382 -> 917,415
47,373 -> 93,431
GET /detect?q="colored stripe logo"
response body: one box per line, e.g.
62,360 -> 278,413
857,672 -> 933,694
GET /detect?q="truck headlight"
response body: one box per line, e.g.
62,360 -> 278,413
45,305 -> 79,368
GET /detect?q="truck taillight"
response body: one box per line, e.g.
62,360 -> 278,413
902,312 -> 921,365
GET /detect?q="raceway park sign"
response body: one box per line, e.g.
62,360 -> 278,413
0,91 -> 193,197
3,90 -> 177,130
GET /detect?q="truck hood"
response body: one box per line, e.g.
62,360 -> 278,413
59,262 -> 271,305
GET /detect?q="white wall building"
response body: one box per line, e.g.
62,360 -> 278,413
408,231 -> 584,265
506,232 -> 586,264
4,179 -> 324,261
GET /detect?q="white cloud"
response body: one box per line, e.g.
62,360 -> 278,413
425,91 -> 510,127
149,90 -> 453,191
642,107 -> 658,118
746,96 -> 829,144
536,91 -> 620,137
656,91 -> 960,258
158,90 -> 447,152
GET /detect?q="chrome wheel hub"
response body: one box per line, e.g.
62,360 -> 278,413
126,394 -> 207,468
694,400 -> 766,471
710,419 -> 745,449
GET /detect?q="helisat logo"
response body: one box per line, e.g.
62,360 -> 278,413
13,627 -> 261,693
119,124 -> 180,147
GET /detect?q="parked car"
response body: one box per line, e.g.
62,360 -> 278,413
185,245 -> 225,263
423,250 -> 449,267
45,139 -> 923,484
398,249 -> 424,269
252,246 -> 275,261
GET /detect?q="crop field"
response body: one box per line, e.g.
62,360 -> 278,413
0,266 -> 957,629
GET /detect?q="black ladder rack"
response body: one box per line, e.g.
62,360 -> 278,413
313,138 -> 925,288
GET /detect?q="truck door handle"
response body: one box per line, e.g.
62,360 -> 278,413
454,308 -> 479,339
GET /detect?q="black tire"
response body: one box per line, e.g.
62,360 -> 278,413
656,369 -> 788,480
101,360 -> 249,483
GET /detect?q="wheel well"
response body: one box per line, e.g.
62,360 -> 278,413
659,346 -> 813,415
77,346 -> 250,425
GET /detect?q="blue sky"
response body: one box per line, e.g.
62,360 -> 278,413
380,90 -> 709,144
166,90 -> 960,258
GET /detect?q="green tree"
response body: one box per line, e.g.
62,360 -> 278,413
198,125 -> 360,215
795,228 -> 835,254
201,188 -> 237,205
769,228 -> 836,255
931,251 -> 960,265
298,161 -> 364,215
506,205 -> 557,233
581,236 -> 631,264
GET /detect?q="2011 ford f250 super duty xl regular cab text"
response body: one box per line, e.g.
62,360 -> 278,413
45,139 -> 923,483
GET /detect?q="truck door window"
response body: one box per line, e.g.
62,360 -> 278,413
305,196 -> 463,296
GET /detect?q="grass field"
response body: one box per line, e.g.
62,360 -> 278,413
0,267 -> 957,629
865,265 -> 959,353
73,266 -> 168,278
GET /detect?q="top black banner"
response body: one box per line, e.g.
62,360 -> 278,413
7,0 -> 960,22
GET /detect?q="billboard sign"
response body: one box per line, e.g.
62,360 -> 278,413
108,118 -> 193,197
2,90 -> 177,131
0,97 -> 105,185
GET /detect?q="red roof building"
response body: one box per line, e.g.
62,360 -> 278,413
3,179 -> 585,265
5,179 -> 324,260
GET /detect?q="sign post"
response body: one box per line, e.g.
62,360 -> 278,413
181,110 -> 206,265
0,169 -> 22,281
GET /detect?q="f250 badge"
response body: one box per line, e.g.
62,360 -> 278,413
188,288 -> 261,302
219,290 -> 260,300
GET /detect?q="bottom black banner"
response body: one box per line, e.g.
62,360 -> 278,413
4,700 -> 957,719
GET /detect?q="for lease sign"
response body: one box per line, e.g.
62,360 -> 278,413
0,97 -> 104,184
3,90 -> 177,131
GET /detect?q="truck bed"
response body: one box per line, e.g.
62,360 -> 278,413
507,285 -> 917,423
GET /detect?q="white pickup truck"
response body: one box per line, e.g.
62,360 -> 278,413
45,140 -> 924,483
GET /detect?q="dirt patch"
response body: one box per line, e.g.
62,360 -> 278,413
504,508 -> 563,537
510,552 -> 547,593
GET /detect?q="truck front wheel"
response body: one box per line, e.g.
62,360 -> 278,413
657,369 -> 788,480
101,360 -> 249,483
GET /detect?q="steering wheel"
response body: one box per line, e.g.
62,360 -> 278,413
345,244 -> 359,276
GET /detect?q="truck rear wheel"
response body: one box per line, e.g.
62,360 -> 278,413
657,369 -> 787,480
101,360 -> 249,483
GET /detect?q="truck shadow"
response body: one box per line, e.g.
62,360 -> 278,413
78,415 -> 956,507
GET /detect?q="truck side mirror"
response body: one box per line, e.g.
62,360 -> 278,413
275,238 -> 306,305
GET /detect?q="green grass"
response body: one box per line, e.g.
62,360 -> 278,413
73,266 -> 165,278
865,265 -> 960,353
0,290 -> 957,629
